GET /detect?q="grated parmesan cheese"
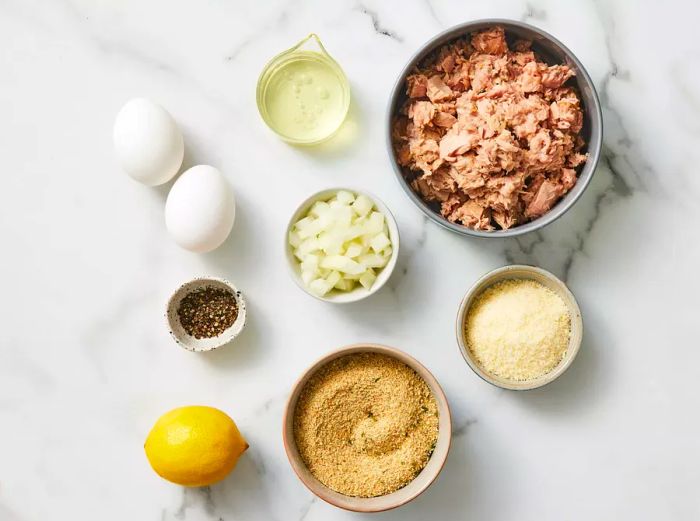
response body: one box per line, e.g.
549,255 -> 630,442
465,279 -> 571,381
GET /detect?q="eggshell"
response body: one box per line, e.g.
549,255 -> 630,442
165,165 -> 235,253
113,98 -> 184,186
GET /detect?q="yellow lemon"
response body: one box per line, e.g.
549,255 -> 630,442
144,405 -> 248,486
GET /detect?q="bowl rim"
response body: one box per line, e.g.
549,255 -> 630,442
385,18 -> 604,238
165,276 -> 247,352
284,188 -> 400,303
455,265 -> 583,390
282,343 -> 452,512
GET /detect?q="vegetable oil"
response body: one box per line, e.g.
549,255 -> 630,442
257,34 -> 350,145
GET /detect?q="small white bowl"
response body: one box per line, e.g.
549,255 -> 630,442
166,276 -> 247,352
456,265 -> 583,390
285,188 -> 400,304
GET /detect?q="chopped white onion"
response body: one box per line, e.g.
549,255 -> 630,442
290,192 -> 393,296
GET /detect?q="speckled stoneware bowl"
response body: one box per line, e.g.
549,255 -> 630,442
456,265 -> 583,390
284,188 -> 400,304
283,343 -> 452,513
386,19 -> 603,238
166,276 -> 247,352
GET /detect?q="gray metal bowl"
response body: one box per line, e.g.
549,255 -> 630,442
386,19 -> 603,238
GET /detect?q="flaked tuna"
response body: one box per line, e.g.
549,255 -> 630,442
392,26 -> 587,230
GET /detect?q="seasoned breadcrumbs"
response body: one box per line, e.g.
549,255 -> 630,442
466,279 -> 571,380
293,353 -> 439,497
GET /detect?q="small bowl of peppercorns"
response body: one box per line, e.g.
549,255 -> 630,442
166,276 -> 247,352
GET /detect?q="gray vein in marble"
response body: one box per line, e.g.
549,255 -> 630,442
356,2 -> 403,42
382,273 -> 403,305
225,39 -> 253,63
453,417 -> 477,438
670,59 -> 700,134
93,37 -> 238,117
53,0 -> 246,126
559,149 -> 633,282
169,487 -> 219,521
591,0 -> 661,195
96,38 -> 178,76
257,397 -> 276,414
501,1 -> 647,280
252,394 -> 286,420
416,215 -> 429,249
225,0 -> 301,62
422,0 -> 444,28
247,447 -> 267,478
520,2 -> 547,22
297,497 -> 317,521
501,145 -> 634,282
503,231 -> 546,266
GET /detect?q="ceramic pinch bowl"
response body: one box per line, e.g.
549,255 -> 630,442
283,343 -> 452,512
456,265 -> 583,390
166,276 -> 247,352
285,188 -> 400,304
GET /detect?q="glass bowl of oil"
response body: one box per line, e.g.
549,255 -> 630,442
256,34 -> 350,146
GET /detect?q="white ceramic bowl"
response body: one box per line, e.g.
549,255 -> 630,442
456,265 -> 583,390
284,188 -> 400,303
166,276 -> 247,352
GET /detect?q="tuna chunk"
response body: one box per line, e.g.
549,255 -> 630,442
518,61 -> 542,93
427,75 -> 453,102
550,98 -> 583,132
440,54 -> 456,73
434,111 -> 458,128
471,26 -> 507,55
542,65 -> 575,88
409,101 -> 436,128
559,168 -> 578,191
407,74 -> 428,98
525,179 -> 563,218
440,132 -> 477,158
449,200 -> 493,230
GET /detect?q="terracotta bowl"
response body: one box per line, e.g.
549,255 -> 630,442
282,343 -> 452,512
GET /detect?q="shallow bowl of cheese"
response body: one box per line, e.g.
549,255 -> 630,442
285,188 -> 400,303
456,265 -> 583,390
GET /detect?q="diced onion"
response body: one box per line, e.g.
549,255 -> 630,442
291,191 -> 393,296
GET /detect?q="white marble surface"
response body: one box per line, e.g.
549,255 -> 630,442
2,0 -> 700,519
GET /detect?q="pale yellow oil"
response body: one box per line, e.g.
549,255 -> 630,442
262,52 -> 347,143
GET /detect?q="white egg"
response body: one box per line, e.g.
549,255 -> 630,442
113,98 -> 184,186
165,165 -> 235,253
